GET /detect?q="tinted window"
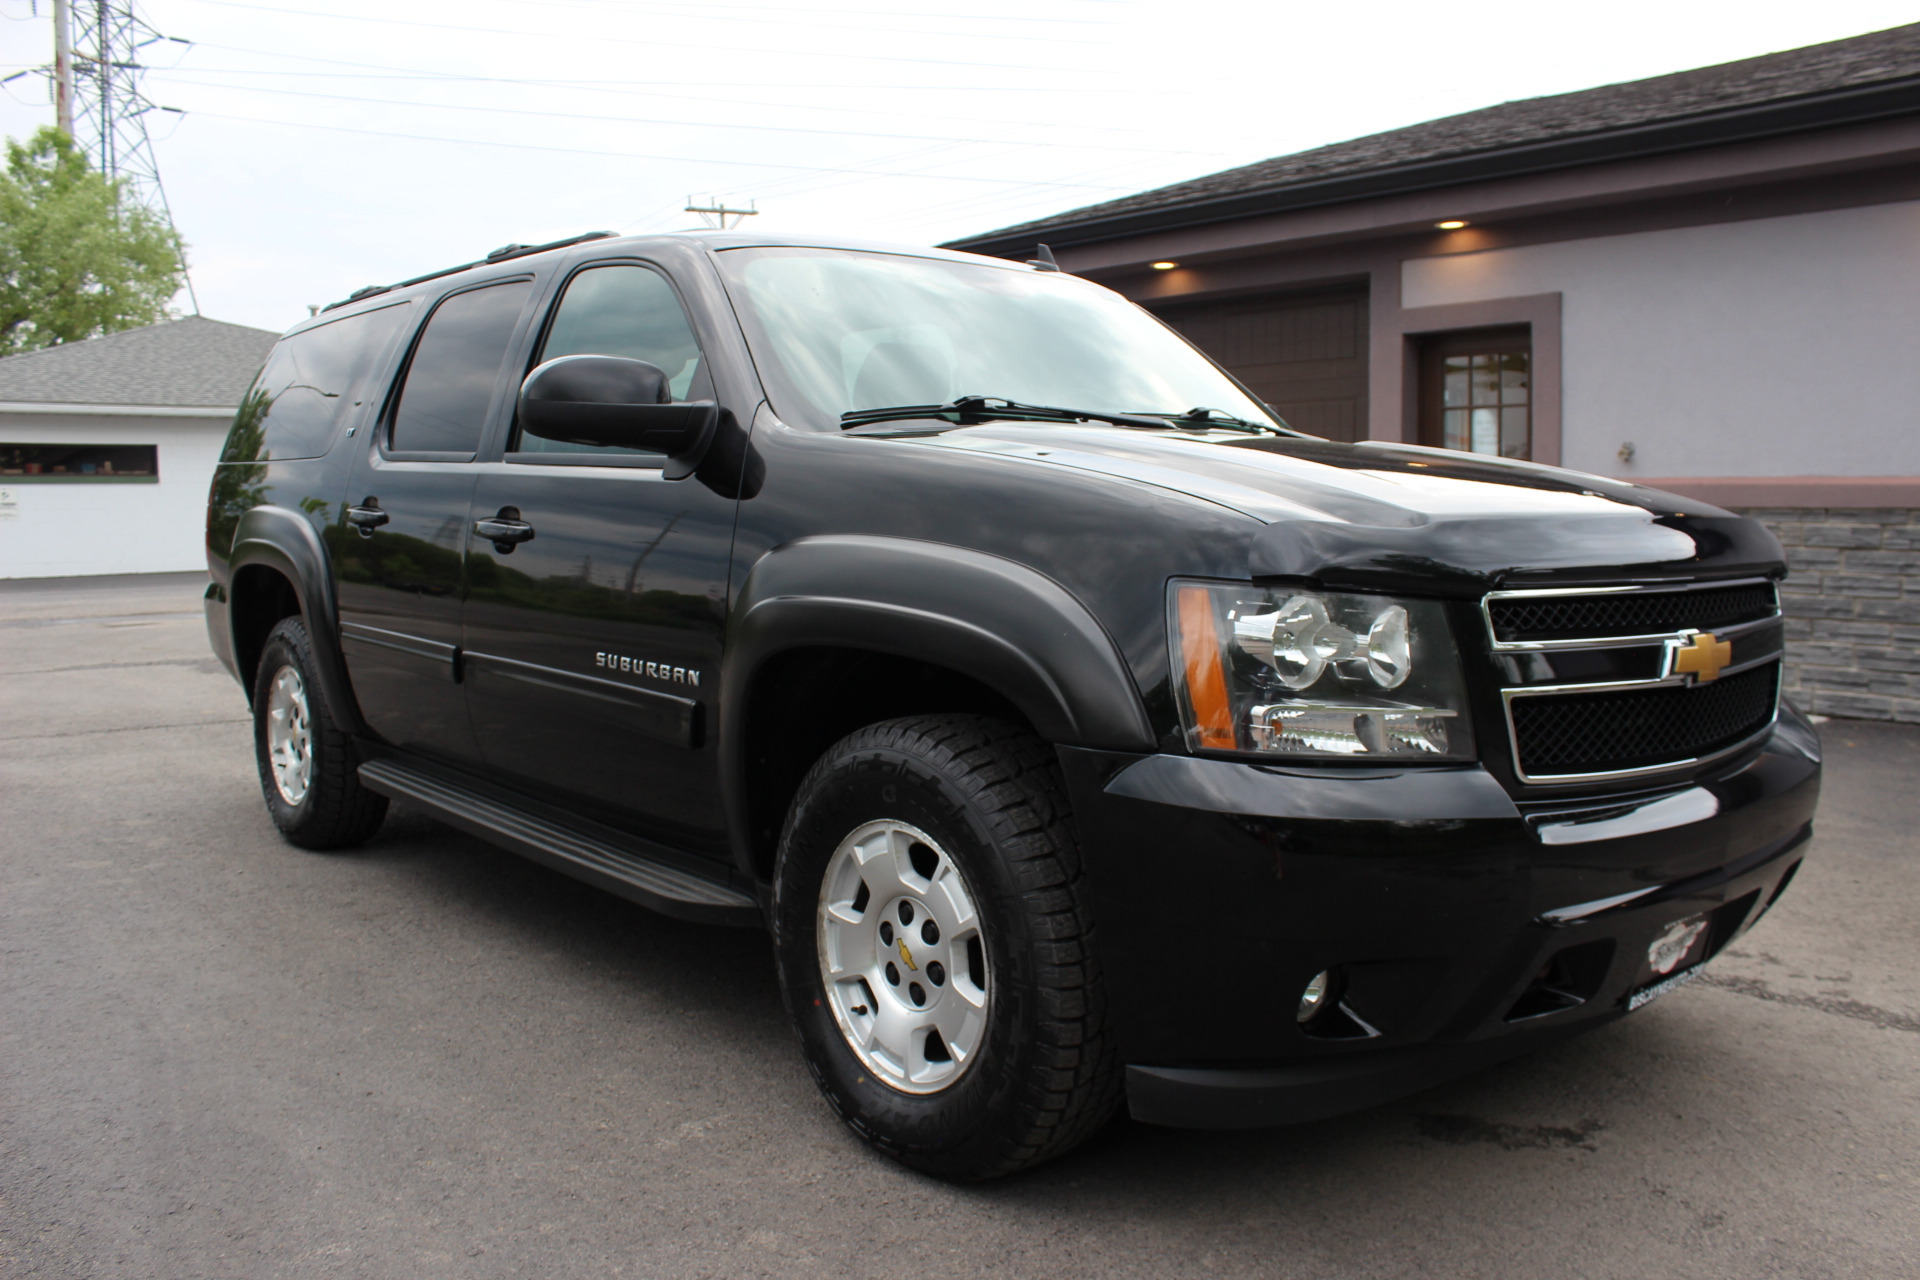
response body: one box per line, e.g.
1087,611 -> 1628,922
389,280 -> 531,454
222,303 -> 408,462
515,264 -> 705,457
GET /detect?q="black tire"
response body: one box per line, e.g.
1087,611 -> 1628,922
251,615 -> 387,850
772,714 -> 1122,1181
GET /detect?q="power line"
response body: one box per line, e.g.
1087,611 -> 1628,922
474,0 -> 1105,44
162,37 -> 1180,97
176,0 -> 1111,73
184,109 -> 1145,191
154,62 -> 1176,105
154,75 -> 1236,158
521,0 -> 1123,26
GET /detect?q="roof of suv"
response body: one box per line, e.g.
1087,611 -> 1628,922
305,230 -> 1041,337
312,229 -> 1021,327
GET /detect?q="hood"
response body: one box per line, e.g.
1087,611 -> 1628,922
896,423 -> 1783,594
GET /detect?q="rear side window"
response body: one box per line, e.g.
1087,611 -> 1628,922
389,280 -> 532,455
513,264 -> 707,459
221,302 -> 408,463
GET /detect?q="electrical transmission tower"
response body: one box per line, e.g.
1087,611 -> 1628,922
7,0 -> 198,312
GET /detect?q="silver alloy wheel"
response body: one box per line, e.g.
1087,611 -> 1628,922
264,664 -> 314,807
817,819 -> 990,1095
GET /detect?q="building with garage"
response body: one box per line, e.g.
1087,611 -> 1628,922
0,316 -> 277,579
947,23 -> 1920,723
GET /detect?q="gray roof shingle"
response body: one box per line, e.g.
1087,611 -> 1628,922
0,316 -> 280,409
952,22 -> 1920,248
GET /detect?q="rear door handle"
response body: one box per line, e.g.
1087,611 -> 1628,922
474,507 -> 535,553
345,503 -> 389,535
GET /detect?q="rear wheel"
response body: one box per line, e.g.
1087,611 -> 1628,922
251,616 -> 387,850
772,714 -> 1121,1180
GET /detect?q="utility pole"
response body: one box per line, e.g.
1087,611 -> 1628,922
52,0 -> 73,136
684,197 -> 759,230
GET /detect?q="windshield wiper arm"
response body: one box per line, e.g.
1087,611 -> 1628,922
841,395 -> 1173,431
1136,406 -> 1291,436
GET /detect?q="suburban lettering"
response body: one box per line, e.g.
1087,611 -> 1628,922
591,650 -> 703,688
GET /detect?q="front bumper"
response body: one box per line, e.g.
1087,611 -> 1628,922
1057,707 -> 1821,1129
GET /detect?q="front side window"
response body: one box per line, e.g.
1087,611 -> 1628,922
714,247 -> 1279,432
1419,327 -> 1530,460
388,279 -> 532,455
514,264 -> 707,459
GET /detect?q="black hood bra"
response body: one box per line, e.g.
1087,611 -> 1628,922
903,421 -> 1783,593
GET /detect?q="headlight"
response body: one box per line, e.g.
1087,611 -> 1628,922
1169,580 -> 1474,760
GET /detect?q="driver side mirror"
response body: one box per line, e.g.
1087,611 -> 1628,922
517,355 -> 717,455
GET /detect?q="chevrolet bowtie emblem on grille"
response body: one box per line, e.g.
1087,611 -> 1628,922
1670,631 -> 1733,683
896,939 -> 918,971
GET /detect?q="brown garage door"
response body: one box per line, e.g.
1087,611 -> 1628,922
1153,286 -> 1369,441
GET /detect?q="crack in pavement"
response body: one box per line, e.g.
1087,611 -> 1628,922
1413,1114 -> 1605,1151
1700,972 -> 1920,1033
0,611 -> 201,629
0,718 -> 250,742
2,658 -> 227,676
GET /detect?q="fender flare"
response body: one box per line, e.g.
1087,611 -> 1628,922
228,505 -> 363,733
720,534 -> 1155,876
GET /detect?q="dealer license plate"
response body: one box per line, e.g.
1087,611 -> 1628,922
1625,912 -> 1714,1011
1627,962 -> 1706,1011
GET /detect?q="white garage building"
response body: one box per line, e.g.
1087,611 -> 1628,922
0,317 -> 277,579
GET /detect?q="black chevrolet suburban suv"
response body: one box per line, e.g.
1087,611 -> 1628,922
206,229 -> 1820,1180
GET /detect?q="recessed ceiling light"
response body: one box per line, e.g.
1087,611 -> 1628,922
1150,261 -> 1179,270
1435,219 -> 1469,230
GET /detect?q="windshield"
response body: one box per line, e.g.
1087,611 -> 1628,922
714,247 -> 1279,432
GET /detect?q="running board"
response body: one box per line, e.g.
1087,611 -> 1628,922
357,759 -> 762,928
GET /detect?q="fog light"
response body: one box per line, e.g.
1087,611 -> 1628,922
1297,970 -> 1332,1022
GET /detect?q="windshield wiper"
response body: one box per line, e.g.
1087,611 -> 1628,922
1136,406 -> 1291,436
841,395 -> 1174,431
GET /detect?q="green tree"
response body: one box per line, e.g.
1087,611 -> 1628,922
0,127 -> 186,354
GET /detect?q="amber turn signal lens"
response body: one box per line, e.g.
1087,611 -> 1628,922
1176,586 -> 1236,750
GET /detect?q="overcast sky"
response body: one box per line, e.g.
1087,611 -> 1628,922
3,0 -> 1915,334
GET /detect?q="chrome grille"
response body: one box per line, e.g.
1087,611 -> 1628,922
1489,577 -> 1784,783
1510,664 -> 1780,779
1488,582 -> 1777,644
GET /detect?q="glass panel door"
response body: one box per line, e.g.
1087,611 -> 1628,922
1420,327 -> 1530,460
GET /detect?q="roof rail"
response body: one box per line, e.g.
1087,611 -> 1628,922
319,230 -> 619,313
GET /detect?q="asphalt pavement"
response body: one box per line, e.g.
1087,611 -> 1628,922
2,572 -> 1916,1280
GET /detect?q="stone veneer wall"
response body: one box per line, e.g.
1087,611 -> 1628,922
1735,507 -> 1920,724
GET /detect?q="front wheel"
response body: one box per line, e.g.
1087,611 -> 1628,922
772,715 -> 1121,1180
251,616 -> 387,850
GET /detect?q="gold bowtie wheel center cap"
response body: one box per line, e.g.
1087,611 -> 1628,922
896,938 -> 918,971
1672,631 -> 1732,682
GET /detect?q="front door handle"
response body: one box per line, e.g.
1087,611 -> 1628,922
345,503 -> 389,536
474,507 -> 535,554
